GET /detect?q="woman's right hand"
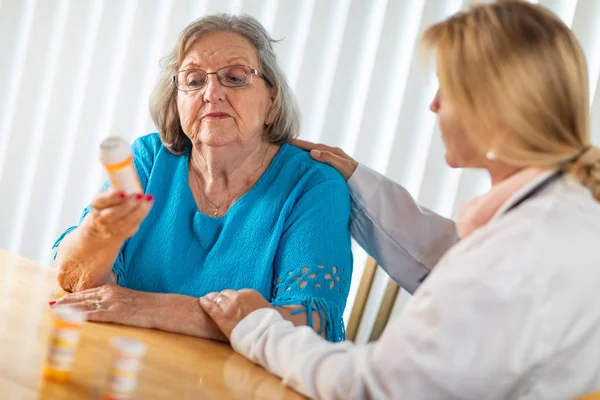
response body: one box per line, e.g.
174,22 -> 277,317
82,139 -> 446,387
82,189 -> 154,242
292,139 -> 358,181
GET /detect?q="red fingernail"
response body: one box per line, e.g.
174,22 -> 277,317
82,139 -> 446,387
145,194 -> 154,202
119,192 -> 126,199
49,301 -> 56,306
135,193 -> 143,200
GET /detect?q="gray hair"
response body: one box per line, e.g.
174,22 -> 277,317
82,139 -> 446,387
149,14 -> 300,154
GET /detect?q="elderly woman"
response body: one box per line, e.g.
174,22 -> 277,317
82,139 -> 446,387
200,2 -> 600,399
52,14 -> 352,342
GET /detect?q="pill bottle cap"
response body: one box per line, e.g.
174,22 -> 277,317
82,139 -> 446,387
53,305 -> 86,324
111,336 -> 147,358
100,137 -> 132,166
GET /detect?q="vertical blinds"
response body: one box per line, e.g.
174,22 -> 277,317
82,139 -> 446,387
0,0 -> 598,336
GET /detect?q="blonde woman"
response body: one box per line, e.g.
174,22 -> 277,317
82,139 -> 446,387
199,1 -> 600,399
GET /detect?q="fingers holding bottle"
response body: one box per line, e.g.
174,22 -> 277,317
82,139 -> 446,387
85,190 -> 154,241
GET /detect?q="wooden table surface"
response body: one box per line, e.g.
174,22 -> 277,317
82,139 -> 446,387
0,250 -> 305,399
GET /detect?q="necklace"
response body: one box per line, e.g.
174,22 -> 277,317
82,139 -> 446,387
195,145 -> 271,217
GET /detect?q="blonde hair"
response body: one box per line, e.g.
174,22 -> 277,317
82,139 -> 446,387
422,0 -> 600,200
150,14 -> 300,154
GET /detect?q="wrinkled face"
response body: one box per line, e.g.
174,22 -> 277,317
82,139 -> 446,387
176,32 -> 274,148
429,87 -> 483,168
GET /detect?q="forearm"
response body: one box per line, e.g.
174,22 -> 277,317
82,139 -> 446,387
56,218 -> 123,292
349,164 -> 458,293
153,293 -> 227,341
231,309 -> 354,399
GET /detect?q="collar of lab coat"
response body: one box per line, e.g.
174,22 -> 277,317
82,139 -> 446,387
490,169 -> 559,222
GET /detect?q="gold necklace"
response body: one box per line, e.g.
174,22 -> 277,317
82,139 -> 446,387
198,145 -> 271,217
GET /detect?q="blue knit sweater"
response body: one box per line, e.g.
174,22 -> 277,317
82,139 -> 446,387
54,133 -> 353,341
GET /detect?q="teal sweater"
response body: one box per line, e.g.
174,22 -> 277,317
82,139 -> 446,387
54,133 -> 353,341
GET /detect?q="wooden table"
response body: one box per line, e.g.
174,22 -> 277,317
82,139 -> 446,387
0,250 -> 306,399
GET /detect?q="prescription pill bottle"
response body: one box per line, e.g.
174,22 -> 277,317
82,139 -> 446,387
103,337 -> 147,400
99,137 -> 142,195
43,305 -> 86,382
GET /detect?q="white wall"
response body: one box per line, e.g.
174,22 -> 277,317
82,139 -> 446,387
1,0 -> 599,337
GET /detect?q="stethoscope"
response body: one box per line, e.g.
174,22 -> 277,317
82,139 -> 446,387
504,170 -> 563,214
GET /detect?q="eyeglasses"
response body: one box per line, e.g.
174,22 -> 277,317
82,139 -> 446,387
173,65 -> 267,92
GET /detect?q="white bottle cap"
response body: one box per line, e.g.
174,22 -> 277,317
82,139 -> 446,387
53,305 -> 86,324
100,137 -> 132,166
111,337 -> 147,358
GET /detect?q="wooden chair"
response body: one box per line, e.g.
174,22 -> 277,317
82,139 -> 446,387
576,392 -> 600,400
346,257 -> 401,342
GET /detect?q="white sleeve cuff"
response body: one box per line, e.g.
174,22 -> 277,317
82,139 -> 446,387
348,163 -> 385,207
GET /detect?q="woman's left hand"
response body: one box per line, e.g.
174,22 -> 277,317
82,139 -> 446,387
51,284 -> 157,328
199,289 -> 273,339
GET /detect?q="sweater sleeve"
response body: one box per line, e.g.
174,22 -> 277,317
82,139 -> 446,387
270,177 -> 353,342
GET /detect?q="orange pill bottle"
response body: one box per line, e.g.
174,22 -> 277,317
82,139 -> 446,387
99,137 -> 142,195
43,305 -> 86,382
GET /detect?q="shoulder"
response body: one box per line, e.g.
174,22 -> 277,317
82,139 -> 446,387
130,133 -> 177,185
131,132 -> 164,159
265,144 -> 350,219
494,176 -> 600,252
277,144 -> 347,191
131,132 -> 182,170
438,177 -> 600,285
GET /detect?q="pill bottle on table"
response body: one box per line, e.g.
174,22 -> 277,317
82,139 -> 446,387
43,305 -> 86,382
102,336 -> 147,400
99,137 -> 142,195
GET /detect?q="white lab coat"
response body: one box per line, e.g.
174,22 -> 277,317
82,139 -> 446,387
230,164 -> 600,400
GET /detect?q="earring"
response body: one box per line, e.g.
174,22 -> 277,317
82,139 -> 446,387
486,149 -> 497,160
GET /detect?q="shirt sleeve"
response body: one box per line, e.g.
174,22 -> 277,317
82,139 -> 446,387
348,163 -> 459,293
270,178 -> 353,342
230,240 -> 545,400
51,134 -> 157,284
